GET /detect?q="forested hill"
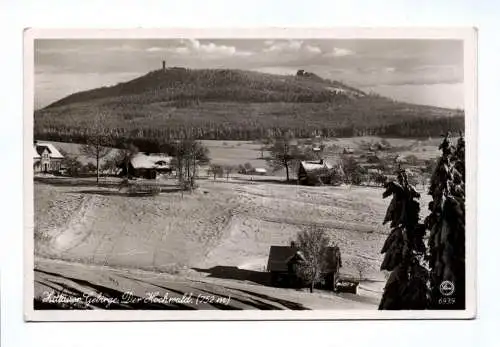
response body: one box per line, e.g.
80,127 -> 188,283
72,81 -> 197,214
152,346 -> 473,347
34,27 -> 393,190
44,68 -> 368,108
35,67 -> 465,145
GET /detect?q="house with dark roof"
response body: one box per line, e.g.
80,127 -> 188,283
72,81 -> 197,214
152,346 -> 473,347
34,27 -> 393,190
297,159 -> 344,186
33,141 -> 64,173
119,152 -> 173,179
266,242 -> 342,290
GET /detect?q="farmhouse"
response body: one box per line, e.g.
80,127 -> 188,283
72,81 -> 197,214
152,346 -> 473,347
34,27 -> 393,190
33,141 -> 64,173
298,159 -> 343,185
120,152 -> 173,179
266,242 -> 342,290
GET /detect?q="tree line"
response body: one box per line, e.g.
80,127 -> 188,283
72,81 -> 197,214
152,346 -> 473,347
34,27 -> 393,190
35,115 -> 464,148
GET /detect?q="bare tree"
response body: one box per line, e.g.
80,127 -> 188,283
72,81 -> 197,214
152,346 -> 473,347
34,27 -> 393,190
258,137 -> 272,159
79,113 -> 112,184
208,164 -> 223,180
223,165 -> 236,181
267,136 -> 293,182
59,149 -> 82,177
353,261 -> 365,282
341,155 -> 366,185
172,139 -> 210,189
188,140 -> 210,181
267,135 -> 309,182
105,144 -> 139,177
295,227 -> 330,293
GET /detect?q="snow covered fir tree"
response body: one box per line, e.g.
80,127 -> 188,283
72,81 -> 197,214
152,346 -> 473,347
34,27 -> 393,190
379,133 -> 466,310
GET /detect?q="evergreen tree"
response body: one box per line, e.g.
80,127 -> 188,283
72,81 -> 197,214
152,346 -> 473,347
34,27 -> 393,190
379,168 -> 428,310
425,133 -> 466,309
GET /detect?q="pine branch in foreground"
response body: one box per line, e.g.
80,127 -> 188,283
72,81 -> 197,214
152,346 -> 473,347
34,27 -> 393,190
379,168 -> 428,310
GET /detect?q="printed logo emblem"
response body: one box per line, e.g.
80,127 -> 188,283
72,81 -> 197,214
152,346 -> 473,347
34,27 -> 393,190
439,280 -> 455,296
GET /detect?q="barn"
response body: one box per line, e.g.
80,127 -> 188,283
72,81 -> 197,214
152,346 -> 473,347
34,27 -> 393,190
120,152 -> 173,179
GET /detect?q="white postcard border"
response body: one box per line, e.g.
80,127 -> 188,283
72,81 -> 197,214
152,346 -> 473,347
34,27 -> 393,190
23,27 -> 477,321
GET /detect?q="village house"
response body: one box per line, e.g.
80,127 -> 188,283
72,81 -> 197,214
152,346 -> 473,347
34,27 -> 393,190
33,141 -> 64,173
119,152 -> 173,179
266,242 -> 342,291
369,141 -> 390,152
298,159 -> 343,186
343,147 -> 354,154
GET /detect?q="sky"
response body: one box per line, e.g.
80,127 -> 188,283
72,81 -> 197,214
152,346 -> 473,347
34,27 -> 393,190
34,38 -> 464,109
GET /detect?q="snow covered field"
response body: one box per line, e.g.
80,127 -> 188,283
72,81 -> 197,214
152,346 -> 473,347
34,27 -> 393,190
33,137 -> 435,310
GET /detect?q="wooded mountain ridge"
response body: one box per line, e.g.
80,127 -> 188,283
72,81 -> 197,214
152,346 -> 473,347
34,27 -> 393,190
35,67 -> 465,146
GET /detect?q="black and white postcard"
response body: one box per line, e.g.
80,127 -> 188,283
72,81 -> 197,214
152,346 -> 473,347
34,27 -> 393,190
24,28 -> 477,321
